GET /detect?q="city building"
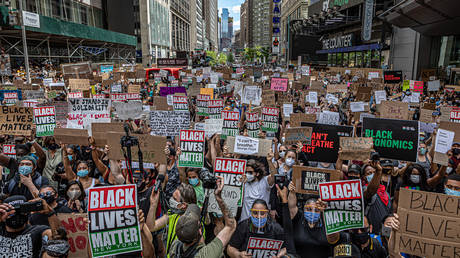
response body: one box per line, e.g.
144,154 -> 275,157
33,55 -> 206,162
251,0 -> 271,48
221,8 -> 229,39
203,0 -> 219,51
280,0 -> 309,61
240,0 -> 251,48
228,17 -> 233,40
170,0 -> 191,54
191,0 -> 205,51
0,0 -> 136,66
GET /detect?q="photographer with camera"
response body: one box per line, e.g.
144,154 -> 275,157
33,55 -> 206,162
5,155 -> 49,201
29,185 -> 72,226
169,176 -> 237,258
0,195 -> 61,257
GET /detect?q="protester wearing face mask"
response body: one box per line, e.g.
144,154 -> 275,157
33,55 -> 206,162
240,159 -> 275,222
64,157 -> 99,198
444,173 -> 460,196
0,140 -> 45,182
64,180 -> 86,213
350,216 -> 388,257
186,168 -> 205,208
227,199 -> 289,258
5,156 -> 48,200
41,137 -> 62,190
148,183 -> 201,257
416,141 -> 432,178
360,160 -> 391,234
164,145 -> 181,201
278,182 -> 349,258
0,195 -> 61,258
29,185 -> 72,226
278,150 -> 297,180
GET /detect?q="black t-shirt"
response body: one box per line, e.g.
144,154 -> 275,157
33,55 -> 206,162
29,203 -> 73,226
0,224 -> 49,258
290,210 -> 335,258
352,238 -> 388,258
137,186 -> 153,216
229,218 -> 287,253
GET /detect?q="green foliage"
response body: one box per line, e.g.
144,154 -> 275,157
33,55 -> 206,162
227,52 -> 235,63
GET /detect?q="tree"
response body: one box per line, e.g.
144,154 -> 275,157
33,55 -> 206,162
227,52 -> 235,63
217,53 -> 227,65
206,50 -> 217,66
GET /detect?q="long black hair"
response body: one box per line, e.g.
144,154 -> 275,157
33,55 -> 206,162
402,163 -> 429,191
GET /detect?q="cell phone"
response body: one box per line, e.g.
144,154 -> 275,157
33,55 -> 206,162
16,201 -> 44,214
381,226 -> 392,238
370,152 -> 380,161
274,174 -> 287,189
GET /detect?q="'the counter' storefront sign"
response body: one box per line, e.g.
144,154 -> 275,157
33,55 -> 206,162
322,34 -> 354,50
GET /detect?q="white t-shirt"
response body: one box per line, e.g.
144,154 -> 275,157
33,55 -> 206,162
240,176 -> 273,222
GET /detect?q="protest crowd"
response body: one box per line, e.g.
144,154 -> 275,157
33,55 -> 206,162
0,61 -> 458,258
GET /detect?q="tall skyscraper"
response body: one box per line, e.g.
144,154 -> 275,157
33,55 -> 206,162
203,0 -> 218,51
228,17 -> 233,39
191,0 -> 205,50
221,8 -> 229,39
170,0 -> 191,54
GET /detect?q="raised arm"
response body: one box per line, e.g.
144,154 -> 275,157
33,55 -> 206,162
214,176 -> 237,247
363,161 -> 382,201
287,182 -> 298,219
32,141 -> 46,170
62,146 -> 76,181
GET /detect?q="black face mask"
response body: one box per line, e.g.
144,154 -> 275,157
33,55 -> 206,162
352,231 -> 369,245
47,144 -> 59,150
6,214 -> 28,229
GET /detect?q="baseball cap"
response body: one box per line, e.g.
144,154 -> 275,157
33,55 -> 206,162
175,204 -> 201,244
380,159 -> 395,167
348,164 -> 361,174
18,155 -> 37,167
4,195 -> 26,209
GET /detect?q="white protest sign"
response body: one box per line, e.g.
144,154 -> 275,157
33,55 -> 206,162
427,80 -> 441,91
205,119 -> 223,138
167,95 -> 174,106
410,92 -> 420,103
282,103 -> 293,118
112,101 -> 144,120
194,123 -> 205,131
233,136 -> 259,155
318,111 -> 340,125
350,102 -> 365,112
149,111 -> 190,136
308,92 -> 318,104
374,90 -> 387,105
67,98 -> 111,130
242,86 -> 262,106
435,129 -> 455,154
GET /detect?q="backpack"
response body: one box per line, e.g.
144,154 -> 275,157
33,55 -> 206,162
174,241 -> 203,258
8,175 -> 42,194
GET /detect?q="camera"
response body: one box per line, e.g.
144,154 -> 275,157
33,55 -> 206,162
199,168 -> 217,189
370,152 -> 380,161
275,174 -> 288,189
13,201 -> 44,214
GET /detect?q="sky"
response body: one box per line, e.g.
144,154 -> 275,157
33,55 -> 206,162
218,0 -> 245,32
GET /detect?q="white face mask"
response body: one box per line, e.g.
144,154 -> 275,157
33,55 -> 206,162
410,175 -> 420,184
285,158 -> 295,167
246,173 -> 255,182
279,151 -> 286,158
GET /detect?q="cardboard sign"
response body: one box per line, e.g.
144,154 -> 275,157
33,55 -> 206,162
383,70 -> 402,84
67,99 -> 111,130
379,101 -> 409,120
374,90 -> 387,105
282,103 -> 293,119
246,237 -> 284,257
226,136 -> 271,157
208,99 -> 224,119
261,107 -> 279,132
221,111 -> 239,140
34,106 -> 56,137
200,88 -> 214,99
54,128 -> 89,145
173,96 -> 188,111
319,180 -> 364,235
327,84 -> 348,94
292,166 -> 340,194
290,113 -> 316,127
112,101 -> 144,120
300,122 -> 354,163
88,185 -> 142,257
0,106 -> 33,135
355,87 -> 372,101
3,144 -> 16,158
339,137 -> 373,161
208,158 -> 247,216
363,117 -> 419,162
197,94 -> 210,116
23,90 -> 45,100
419,109 -> 435,124
107,133 -> 166,163
58,213 -> 89,258
262,90 -> 276,107
233,135 -> 259,155
246,112 -> 260,138
433,128 -> 455,166
270,77 -> 289,91
91,122 -> 124,146
178,130 -> 205,168
128,84 -> 141,94
394,188 -> 460,258
284,127 -> 312,146
149,111 -> 190,136
69,79 -> 90,91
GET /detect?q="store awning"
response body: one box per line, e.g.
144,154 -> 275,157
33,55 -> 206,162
378,0 -> 460,36
316,43 -> 381,54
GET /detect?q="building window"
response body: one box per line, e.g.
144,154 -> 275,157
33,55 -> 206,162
356,51 -> 362,67
349,52 -> 355,67
51,0 -> 62,18
80,5 -> 88,25
364,50 -> 371,68
343,52 -> 349,67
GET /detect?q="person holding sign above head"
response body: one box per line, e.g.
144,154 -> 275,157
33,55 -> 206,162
279,182 -> 352,258
186,167 -> 205,208
227,199 -> 291,258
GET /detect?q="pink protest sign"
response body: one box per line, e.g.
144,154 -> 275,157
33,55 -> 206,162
411,80 -> 424,93
270,77 -> 289,92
